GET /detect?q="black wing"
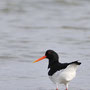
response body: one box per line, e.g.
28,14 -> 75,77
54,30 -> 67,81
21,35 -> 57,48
48,63 -> 69,76
48,61 -> 81,76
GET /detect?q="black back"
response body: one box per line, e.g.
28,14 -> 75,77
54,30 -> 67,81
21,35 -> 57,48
45,50 -> 81,76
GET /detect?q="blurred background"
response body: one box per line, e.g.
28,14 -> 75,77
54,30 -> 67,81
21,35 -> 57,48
0,0 -> 90,90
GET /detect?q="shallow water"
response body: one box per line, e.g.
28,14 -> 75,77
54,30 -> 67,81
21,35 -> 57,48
0,0 -> 90,90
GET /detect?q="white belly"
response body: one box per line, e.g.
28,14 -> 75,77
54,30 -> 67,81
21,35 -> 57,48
49,64 -> 78,85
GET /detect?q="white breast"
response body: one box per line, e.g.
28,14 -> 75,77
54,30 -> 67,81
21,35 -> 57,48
49,64 -> 79,85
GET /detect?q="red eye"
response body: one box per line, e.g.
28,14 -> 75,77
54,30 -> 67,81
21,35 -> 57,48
48,52 -> 51,54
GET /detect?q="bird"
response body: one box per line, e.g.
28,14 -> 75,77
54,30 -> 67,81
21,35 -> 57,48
33,50 -> 81,90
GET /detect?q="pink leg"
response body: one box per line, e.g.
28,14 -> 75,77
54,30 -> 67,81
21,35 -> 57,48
56,83 -> 59,90
65,83 -> 68,90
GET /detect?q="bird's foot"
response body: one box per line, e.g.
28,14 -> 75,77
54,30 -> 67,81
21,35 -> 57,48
56,88 -> 58,90
66,88 -> 68,90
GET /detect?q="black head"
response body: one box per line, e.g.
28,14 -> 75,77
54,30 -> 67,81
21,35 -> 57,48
45,50 -> 59,63
33,50 -> 59,69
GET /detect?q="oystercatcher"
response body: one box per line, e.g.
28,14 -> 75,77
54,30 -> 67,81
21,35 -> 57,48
33,50 -> 81,90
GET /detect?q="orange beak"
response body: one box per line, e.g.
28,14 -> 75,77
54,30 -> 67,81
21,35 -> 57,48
33,56 -> 47,63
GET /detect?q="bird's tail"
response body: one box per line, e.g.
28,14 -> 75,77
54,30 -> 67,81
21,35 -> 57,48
70,61 -> 81,65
